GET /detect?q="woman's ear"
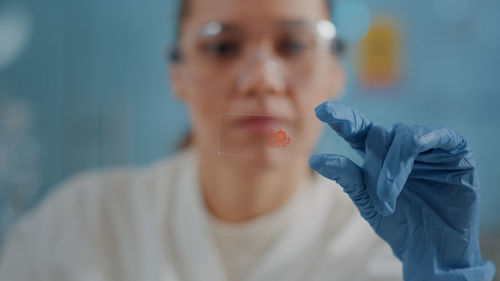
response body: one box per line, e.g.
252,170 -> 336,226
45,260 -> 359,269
169,64 -> 188,101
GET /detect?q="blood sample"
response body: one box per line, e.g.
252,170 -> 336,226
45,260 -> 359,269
268,129 -> 291,148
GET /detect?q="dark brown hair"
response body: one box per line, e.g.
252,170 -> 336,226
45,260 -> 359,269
172,0 -> 338,50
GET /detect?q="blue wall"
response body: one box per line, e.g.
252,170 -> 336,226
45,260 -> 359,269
0,0 -> 499,240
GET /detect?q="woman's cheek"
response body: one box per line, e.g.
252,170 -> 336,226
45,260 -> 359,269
193,97 -> 224,143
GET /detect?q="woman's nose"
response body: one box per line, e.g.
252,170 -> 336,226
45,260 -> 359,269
237,51 -> 286,97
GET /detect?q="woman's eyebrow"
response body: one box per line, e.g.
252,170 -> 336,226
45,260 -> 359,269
275,19 -> 310,29
196,19 -> 312,39
198,22 -> 243,37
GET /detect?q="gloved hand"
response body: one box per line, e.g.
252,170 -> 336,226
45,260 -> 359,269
309,101 -> 496,281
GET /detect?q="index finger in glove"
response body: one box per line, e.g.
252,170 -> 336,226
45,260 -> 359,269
314,101 -> 373,153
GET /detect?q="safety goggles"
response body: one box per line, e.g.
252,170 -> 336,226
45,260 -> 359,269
171,20 -> 340,90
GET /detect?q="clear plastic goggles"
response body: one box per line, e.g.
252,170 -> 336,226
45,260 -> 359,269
177,20 -> 338,91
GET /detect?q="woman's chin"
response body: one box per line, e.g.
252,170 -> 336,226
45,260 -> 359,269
219,151 -> 304,172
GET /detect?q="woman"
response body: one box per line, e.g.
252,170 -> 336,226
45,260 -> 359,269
0,0 -> 495,280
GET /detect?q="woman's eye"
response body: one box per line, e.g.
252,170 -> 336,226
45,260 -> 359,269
203,41 -> 240,59
278,38 -> 308,56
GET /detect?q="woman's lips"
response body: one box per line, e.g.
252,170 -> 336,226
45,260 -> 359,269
235,116 -> 285,133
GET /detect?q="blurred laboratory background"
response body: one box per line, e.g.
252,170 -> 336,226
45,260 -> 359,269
0,0 -> 499,277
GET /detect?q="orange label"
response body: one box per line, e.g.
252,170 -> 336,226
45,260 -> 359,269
268,129 -> 291,148
358,18 -> 401,88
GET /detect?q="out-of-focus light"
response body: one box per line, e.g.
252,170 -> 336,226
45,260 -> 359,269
334,0 -> 371,44
0,99 -> 34,134
433,0 -> 469,24
317,20 -> 337,40
9,135 -> 40,165
201,21 -> 223,37
474,3 -> 500,49
0,4 -> 31,70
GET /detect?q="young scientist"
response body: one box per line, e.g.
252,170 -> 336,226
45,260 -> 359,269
0,0 -> 495,280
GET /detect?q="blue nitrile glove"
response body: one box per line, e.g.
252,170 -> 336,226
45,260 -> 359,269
309,101 -> 496,281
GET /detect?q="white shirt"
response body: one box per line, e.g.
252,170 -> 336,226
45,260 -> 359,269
0,149 -> 403,281
207,178 -> 308,281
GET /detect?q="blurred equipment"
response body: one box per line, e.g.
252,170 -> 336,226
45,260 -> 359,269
357,17 -> 401,89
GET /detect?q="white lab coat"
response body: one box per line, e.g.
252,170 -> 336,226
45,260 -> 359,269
0,149 -> 403,281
